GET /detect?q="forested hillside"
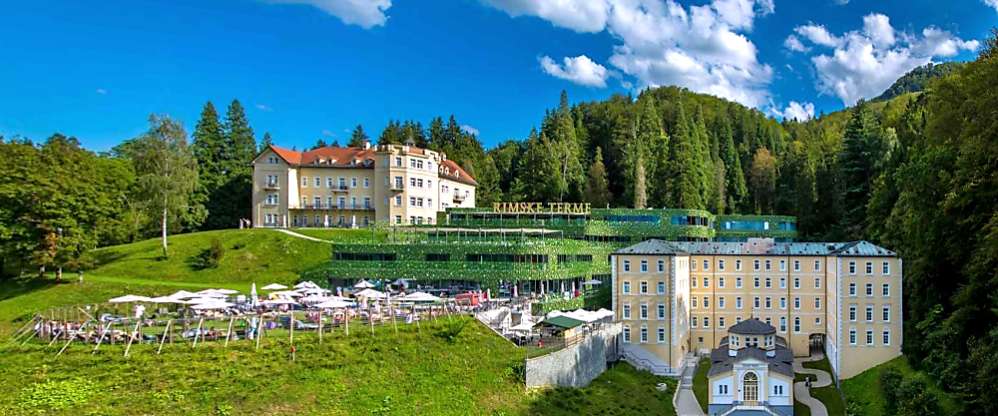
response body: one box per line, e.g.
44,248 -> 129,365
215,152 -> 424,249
873,61 -> 964,101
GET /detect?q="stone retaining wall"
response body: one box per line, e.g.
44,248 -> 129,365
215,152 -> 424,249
525,323 -> 621,388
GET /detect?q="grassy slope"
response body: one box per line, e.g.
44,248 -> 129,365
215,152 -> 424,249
841,356 -> 961,416
693,357 -> 710,413
290,228 -> 386,242
86,229 -> 334,285
528,363 -> 676,415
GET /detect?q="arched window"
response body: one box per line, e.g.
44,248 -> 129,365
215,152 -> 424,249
743,372 -> 759,402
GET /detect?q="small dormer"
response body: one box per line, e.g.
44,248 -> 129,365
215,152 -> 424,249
726,318 -> 777,357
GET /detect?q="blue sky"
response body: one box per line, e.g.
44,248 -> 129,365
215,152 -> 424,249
0,0 -> 994,151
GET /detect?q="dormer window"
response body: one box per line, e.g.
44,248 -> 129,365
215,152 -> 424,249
268,156 -> 278,164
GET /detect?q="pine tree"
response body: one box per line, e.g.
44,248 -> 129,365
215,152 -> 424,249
719,114 -> 747,212
259,132 -> 273,152
312,138 -> 328,150
584,147 -> 612,207
838,100 -> 886,238
691,105 -> 714,209
633,154 -> 647,209
192,101 -> 225,189
348,124 -> 369,147
667,102 -> 703,208
224,99 -> 256,168
635,95 -> 668,207
749,148 -> 777,214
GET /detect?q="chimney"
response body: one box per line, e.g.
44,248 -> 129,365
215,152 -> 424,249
364,140 -> 372,150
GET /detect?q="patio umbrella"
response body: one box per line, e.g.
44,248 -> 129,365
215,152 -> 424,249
353,288 -> 386,299
270,290 -> 302,298
295,281 -> 320,289
400,292 -> 442,303
582,279 -> 602,286
150,296 -> 192,304
109,295 -> 154,303
250,283 -> 259,307
261,283 -> 288,291
261,299 -> 299,306
213,289 -> 239,295
299,295 -> 329,304
168,290 -> 200,299
353,280 -> 376,289
314,299 -> 354,309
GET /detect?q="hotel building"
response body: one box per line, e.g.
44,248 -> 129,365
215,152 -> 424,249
251,142 -> 477,227
611,238 -> 901,380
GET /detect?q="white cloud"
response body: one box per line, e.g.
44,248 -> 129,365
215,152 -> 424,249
95,88 -> 107,95
460,124 -> 480,136
985,0 -> 998,12
789,13 -> 979,105
776,101 -> 815,121
784,35 -> 809,52
321,129 -> 335,137
267,0 -> 391,29
255,103 -> 273,112
488,0 -> 776,108
539,55 -> 610,87
833,0 -> 849,5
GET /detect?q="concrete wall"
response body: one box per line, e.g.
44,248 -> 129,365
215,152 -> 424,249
525,323 -> 621,388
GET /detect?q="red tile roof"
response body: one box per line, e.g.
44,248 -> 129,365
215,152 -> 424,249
263,144 -> 477,186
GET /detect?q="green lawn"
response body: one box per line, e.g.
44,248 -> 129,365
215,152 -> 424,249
693,357 -> 710,413
290,228 -> 386,242
85,229 -> 332,285
527,362 -> 676,415
841,356 -> 961,416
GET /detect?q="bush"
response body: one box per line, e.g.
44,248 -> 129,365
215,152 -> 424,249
191,238 -> 225,270
882,367 -> 940,416
879,367 -> 903,414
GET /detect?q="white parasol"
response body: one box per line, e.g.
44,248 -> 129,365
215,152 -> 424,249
353,280 -> 376,289
261,283 -> 288,291
400,292 -> 442,303
109,295 -> 154,303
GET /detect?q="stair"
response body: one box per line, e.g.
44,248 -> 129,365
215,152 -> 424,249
620,345 -> 675,376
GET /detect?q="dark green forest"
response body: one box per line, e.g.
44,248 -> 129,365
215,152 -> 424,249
1,29 -> 996,415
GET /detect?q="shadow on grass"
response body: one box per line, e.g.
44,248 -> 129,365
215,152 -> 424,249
0,276 -> 59,303
526,362 -> 676,416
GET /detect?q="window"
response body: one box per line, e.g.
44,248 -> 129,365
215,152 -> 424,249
736,297 -> 743,309
814,298 -> 821,310
882,262 -> 890,275
754,277 -> 760,288
719,260 -> 725,270
622,281 -> 631,294
657,260 -> 665,272
814,259 -> 822,271
719,385 -> 729,395
268,156 -> 278,164
779,317 -> 786,332
780,277 -> 786,289
703,259 -> 709,270
314,177 -> 320,187
657,281 -> 665,295
743,373 -> 758,402
703,317 -> 710,328
765,277 -> 771,288
882,283 -> 890,297
866,261 -> 873,275
394,195 -> 402,206
816,317 -> 821,326
849,261 -> 856,274
326,177 -> 333,188
765,259 -> 772,271
815,277 -> 822,289
657,303 -> 665,320
703,296 -> 710,308
882,329 -> 891,345
794,277 -> 800,289
363,177 -> 370,188
657,327 -> 666,343
753,297 -> 760,308
410,177 -> 416,187
736,259 -> 742,271
774,385 -> 784,396
794,297 -> 801,310
765,297 -> 772,309
794,260 -> 801,272
623,260 -> 630,272
691,316 -> 697,328
780,260 -> 786,271
265,193 -> 279,205
866,330 -> 874,345
409,196 -> 416,206
780,297 -> 786,309
866,305 -> 874,322
623,304 -> 631,319
301,176 -> 309,187
754,259 -> 760,271
882,305 -> 891,322
719,297 -> 726,308
719,317 -> 726,328
623,326 -> 631,343
849,328 -> 857,345
640,304 -> 648,320
849,305 -> 857,321
736,277 -> 743,288
703,277 -> 709,288
719,277 -> 726,288
692,297 -> 698,308
866,283 -> 873,296
690,260 -> 696,271
640,260 -> 648,272
849,283 -> 857,296
640,281 -> 648,294
794,317 -> 801,333
691,277 -> 697,288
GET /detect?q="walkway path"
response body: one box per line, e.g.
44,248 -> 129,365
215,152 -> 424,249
273,228 -> 332,243
793,353 -> 832,416
676,355 -> 706,416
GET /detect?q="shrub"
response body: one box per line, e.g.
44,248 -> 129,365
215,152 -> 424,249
191,239 -> 225,270
17,378 -> 97,411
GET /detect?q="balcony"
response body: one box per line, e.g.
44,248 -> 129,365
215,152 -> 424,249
332,185 -> 350,192
453,193 -> 467,202
390,182 -> 405,192
263,181 -> 280,190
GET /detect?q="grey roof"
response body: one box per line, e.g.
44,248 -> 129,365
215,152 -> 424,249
613,239 -> 688,255
729,318 -> 776,335
652,240 -> 896,257
707,345 -> 794,378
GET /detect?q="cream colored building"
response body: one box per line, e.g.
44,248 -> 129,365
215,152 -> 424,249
612,238 -> 901,380
251,142 -> 477,227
